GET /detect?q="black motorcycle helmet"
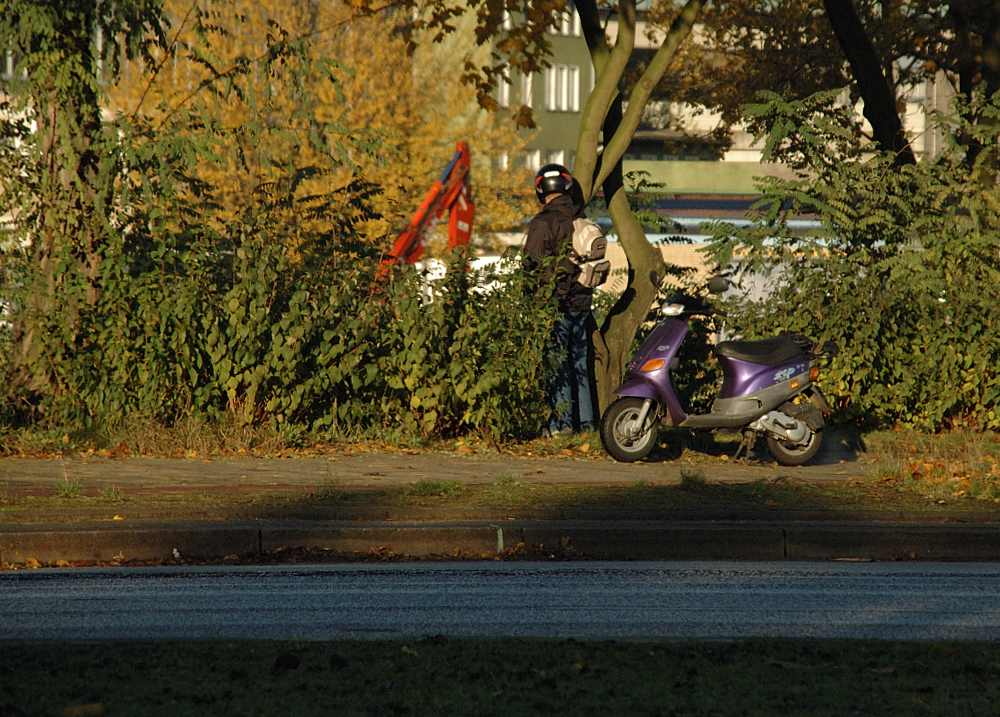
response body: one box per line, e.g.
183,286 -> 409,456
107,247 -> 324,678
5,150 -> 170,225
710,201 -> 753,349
534,163 -> 574,203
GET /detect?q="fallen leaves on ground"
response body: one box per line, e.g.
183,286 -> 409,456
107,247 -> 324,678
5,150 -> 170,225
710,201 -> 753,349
62,704 -> 105,717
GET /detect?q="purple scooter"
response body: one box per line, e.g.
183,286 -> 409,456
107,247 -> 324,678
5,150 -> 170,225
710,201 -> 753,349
599,276 -> 834,465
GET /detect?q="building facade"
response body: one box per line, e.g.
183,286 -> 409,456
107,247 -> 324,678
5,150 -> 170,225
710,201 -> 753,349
504,8 -> 956,194
497,7 -> 593,171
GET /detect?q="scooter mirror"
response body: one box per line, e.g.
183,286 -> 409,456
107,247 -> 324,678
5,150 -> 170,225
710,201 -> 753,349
661,303 -> 685,316
707,275 -> 729,294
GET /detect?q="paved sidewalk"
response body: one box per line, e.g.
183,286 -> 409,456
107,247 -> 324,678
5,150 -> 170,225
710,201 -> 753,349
2,448 -> 999,565
0,448 -> 865,494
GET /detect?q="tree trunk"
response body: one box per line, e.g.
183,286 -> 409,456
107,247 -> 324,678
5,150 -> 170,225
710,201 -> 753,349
822,0 -> 916,166
15,98 -> 60,393
12,5 -> 105,395
591,147 -> 664,412
947,2 -> 1000,181
574,0 -> 705,414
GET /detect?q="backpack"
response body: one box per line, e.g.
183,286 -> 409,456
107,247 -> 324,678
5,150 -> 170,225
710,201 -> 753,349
569,218 -> 611,289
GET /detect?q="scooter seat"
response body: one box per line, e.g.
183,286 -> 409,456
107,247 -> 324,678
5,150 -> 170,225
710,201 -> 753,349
715,336 -> 806,365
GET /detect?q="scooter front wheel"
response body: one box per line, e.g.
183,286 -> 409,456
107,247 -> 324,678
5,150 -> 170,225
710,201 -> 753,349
600,397 -> 659,463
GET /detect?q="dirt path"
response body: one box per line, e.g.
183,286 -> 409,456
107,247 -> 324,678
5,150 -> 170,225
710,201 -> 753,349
0,445 -> 866,497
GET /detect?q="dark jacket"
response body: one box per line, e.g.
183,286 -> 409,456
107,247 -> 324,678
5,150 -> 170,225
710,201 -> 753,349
523,193 -> 593,313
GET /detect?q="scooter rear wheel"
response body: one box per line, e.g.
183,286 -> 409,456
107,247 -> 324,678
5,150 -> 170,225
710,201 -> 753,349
766,429 -> 822,466
600,397 -> 658,463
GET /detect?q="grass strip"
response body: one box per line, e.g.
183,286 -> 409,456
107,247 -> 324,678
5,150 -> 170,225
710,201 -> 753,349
865,429 -> 1000,501
2,638 -> 999,716
3,472 -> 998,526
0,471 -> 997,525
2,429 -> 997,527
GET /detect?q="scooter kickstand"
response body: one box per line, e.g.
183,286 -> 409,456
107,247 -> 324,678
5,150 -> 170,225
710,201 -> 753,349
733,430 -> 757,463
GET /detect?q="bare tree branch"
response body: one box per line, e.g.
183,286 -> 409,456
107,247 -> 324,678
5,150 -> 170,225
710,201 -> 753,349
574,0 -> 635,201
594,0 -> 705,191
129,0 -> 199,119
822,0 -> 916,166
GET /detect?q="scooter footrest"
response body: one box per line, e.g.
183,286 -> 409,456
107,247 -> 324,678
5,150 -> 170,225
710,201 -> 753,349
679,413 -> 754,429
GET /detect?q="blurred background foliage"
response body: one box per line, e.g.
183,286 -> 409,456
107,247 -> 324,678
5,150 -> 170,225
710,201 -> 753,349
0,0 -> 552,444
0,0 -> 997,449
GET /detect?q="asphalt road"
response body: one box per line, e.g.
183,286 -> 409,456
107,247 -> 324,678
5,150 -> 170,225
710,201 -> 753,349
5,561 -> 1000,641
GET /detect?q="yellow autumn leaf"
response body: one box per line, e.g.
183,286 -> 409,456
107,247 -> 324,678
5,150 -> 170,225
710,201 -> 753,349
62,703 -> 106,717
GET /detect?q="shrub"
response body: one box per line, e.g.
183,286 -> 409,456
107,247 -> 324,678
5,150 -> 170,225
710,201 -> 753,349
3,207 -> 559,441
708,90 -> 1000,430
0,51 -> 559,444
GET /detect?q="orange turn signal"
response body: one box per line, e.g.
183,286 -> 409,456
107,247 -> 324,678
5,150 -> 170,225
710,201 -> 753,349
640,358 -> 667,373
789,379 -> 801,390
809,366 -> 820,381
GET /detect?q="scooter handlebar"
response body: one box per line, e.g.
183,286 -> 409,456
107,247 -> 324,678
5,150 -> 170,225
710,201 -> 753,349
813,340 -> 837,358
665,292 -> 708,315
682,296 -> 722,317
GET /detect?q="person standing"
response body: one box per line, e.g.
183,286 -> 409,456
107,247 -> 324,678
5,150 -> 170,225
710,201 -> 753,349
523,163 -> 595,435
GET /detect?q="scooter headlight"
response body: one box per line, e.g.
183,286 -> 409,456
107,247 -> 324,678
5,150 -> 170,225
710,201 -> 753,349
640,358 -> 666,373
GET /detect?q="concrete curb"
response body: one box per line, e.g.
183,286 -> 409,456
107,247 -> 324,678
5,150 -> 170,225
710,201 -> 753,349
3,520 -> 1000,564
0,525 -> 260,564
784,524 -> 1000,561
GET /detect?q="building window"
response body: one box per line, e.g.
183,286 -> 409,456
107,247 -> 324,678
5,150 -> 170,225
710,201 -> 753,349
526,149 -> 542,170
568,66 -> 579,110
498,151 -> 509,171
544,65 -> 579,112
521,73 -> 533,108
549,149 -> 565,166
502,10 -> 512,30
2,50 -> 13,80
498,73 -> 511,108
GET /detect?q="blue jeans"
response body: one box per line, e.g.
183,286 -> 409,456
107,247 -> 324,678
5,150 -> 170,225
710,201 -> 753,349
549,311 -> 595,433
